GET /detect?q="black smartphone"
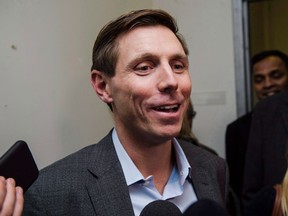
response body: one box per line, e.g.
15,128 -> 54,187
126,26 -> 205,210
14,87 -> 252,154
0,140 -> 39,192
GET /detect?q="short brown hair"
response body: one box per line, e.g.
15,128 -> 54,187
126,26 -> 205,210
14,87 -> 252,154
91,9 -> 189,76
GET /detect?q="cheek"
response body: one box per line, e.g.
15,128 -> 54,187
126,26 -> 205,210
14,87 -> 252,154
254,84 -> 262,91
181,77 -> 192,96
112,81 -> 147,109
110,80 -> 131,107
276,78 -> 288,87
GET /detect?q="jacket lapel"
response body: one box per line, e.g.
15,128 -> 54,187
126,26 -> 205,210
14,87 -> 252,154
187,151 -> 222,201
178,139 -> 226,204
85,132 -> 135,216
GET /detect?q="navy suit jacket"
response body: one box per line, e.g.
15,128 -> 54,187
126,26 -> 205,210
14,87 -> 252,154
23,131 -> 228,216
225,112 -> 252,200
243,90 -> 288,206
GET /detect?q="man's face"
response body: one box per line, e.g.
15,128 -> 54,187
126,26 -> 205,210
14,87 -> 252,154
253,56 -> 288,100
105,25 -> 191,143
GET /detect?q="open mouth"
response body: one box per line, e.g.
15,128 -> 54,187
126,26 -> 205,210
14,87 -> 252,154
262,90 -> 280,98
153,104 -> 180,113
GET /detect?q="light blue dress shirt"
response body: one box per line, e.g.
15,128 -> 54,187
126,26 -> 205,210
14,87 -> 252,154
112,129 -> 197,216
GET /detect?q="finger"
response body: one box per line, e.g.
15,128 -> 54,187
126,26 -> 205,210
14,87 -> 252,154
0,178 -> 17,216
0,176 -> 7,210
12,187 -> 23,216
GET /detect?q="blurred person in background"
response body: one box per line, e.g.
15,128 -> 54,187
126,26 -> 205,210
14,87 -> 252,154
225,50 -> 288,214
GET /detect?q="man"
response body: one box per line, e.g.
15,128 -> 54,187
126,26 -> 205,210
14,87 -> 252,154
225,50 -> 288,209
23,9 -> 228,216
0,176 -> 23,216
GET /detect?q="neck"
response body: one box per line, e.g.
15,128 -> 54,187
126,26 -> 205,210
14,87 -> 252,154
115,128 -> 175,194
129,141 -> 174,176
132,144 -> 175,194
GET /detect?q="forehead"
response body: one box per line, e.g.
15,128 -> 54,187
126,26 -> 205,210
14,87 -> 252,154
253,56 -> 285,75
116,25 -> 186,59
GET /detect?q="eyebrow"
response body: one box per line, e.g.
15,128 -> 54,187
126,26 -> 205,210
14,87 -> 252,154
126,52 -> 189,69
269,69 -> 282,74
137,52 -> 188,60
254,69 -> 281,75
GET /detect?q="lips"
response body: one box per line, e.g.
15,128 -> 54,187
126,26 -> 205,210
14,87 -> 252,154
153,104 -> 180,112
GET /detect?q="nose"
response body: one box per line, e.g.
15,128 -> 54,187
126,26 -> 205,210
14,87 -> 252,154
263,77 -> 274,88
157,65 -> 178,93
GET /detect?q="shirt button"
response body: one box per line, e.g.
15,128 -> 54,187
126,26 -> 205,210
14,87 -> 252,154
143,181 -> 150,186
180,171 -> 184,176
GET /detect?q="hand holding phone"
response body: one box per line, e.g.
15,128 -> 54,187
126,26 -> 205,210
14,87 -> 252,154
0,141 -> 39,192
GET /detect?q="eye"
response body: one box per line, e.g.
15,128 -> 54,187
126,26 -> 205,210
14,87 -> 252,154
137,65 -> 150,71
254,75 -> 264,84
171,61 -> 187,73
271,71 -> 284,79
134,62 -> 154,75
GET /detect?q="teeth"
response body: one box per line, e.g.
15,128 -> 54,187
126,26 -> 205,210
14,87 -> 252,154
155,104 -> 178,111
264,92 -> 276,97
267,92 -> 275,96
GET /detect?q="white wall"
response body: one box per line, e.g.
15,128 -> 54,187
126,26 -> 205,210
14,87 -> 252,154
0,0 -> 236,169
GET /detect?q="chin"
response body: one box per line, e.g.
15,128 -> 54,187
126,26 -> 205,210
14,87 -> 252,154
157,127 -> 181,139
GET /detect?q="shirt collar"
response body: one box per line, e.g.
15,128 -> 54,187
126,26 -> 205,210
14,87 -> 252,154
112,129 -> 143,186
173,137 -> 191,185
112,128 -> 191,186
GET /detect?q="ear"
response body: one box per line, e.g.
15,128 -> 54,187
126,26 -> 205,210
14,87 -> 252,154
91,70 -> 113,104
